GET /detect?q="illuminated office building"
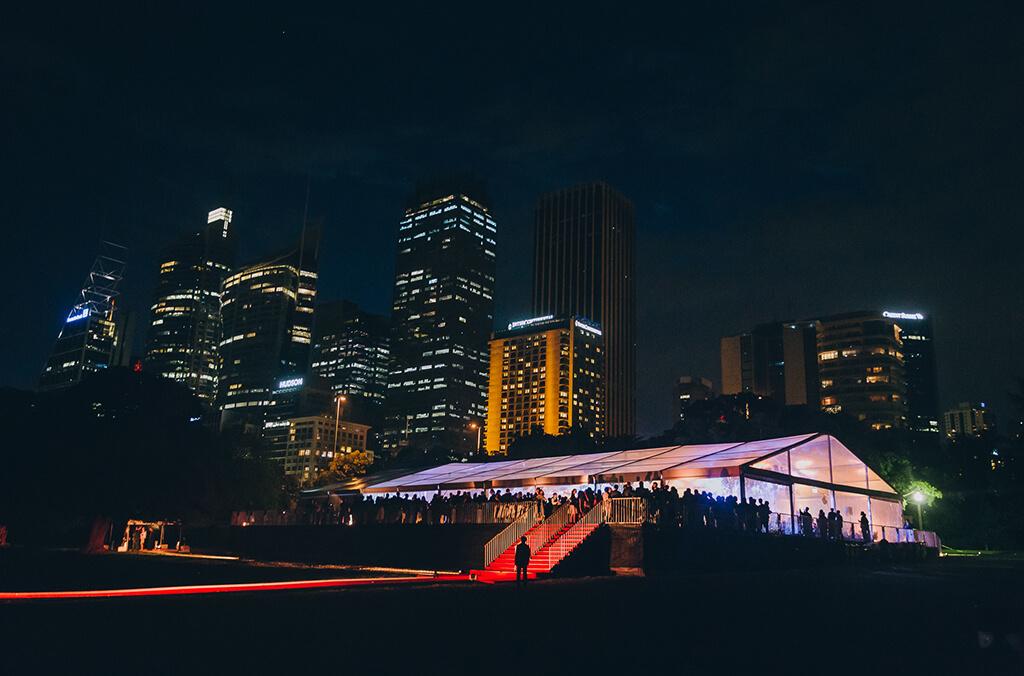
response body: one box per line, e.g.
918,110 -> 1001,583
532,182 -> 636,437
883,311 -> 940,434
217,226 -> 319,434
720,321 -> 820,406
263,413 -> 370,483
484,316 -> 605,455
311,299 -> 390,426
384,187 -> 497,455
39,242 -> 128,392
817,312 -> 907,430
144,207 -> 236,406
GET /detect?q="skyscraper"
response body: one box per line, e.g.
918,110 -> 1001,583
720,321 -> 820,406
217,226 -> 319,434
484,315 -> 605,454
144,207 -> 236,406
532,182 -> 636,437
384,187 -> 497,455
311,299 -> 390,422
817,311 -> 908,430
883,310 -> 940,434
39,241 -> 128,391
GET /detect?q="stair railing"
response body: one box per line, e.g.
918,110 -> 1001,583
524,502 -> 573,553
539,502 -> 607,564
606,497 -> 648,524
483,501 -> 541,568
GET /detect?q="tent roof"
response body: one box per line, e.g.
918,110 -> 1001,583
361,434 -> 897,496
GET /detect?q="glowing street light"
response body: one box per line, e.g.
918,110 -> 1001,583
334,395 -> 348,455
468,421 -> 481,455
910,491 -> 925,530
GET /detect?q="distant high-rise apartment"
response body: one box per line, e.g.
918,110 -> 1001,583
720,321 -> 819,406
675,376 -> 714,425
39,242 -> 128,392
383,187 -> 497,455
817,312 -> 907,430
217,226 -> 319,434
484,316 -> 605,454
883,311 -> 939,434
532,182 -> 636,437
943,401 -> 991,439
311,300 -> 390,420
144,207 -> 236,406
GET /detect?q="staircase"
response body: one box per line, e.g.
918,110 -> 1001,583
473,502 -> 605,583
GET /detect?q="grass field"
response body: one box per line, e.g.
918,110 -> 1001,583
1,549 -> 1021,674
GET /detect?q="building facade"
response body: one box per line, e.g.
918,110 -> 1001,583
383,189 -> 497,455
39,242 -> 129,392
484,316 -> 605,454
817,312 -> 907,430
532,182 -> 636,438
217,227 -> 319,434
311,300 -> 390,426
883,311 -> 940,434
720,321 -> 819,406
675,376 -> 714,425
264,413 -> 370,483
144,208 -> 236,406
943,401 -> 990,439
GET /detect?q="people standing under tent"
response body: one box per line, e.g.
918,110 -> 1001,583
759,499 -> 771,533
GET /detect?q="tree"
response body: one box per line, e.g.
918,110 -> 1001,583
311,450 -> 374,487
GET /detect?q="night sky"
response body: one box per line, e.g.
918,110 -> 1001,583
3,3 -> 1022,435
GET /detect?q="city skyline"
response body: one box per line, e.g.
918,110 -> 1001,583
5,5 -> 1023,435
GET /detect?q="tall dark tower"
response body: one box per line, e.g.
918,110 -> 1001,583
217,225 -> 320,435
383,185 -> 497,455
145,207 -> 236,406
532,182 -> 636,438
883,310 -> 940,434
39,241 -> 128,391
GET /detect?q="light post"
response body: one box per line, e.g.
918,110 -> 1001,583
333,395 -> 347,455
468,422 -> 481,455
911,490 -> 925,530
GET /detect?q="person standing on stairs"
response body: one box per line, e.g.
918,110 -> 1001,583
514,535 -> 531,587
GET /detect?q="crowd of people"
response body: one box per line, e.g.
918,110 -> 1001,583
238,480 -> 885,544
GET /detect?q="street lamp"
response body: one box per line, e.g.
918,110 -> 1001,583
334,395 -> 347,455
911,491 -> 925,530
468,422 -> 481,455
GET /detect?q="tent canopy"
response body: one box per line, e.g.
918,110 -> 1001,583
362,434 -> 897,497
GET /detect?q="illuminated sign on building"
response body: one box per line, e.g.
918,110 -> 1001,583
276,377 -> 304,390
207,207 -> 233,224
883,311 -> 925,321
66,308 -> 90,323
264,420 -> 291,429
507,315 -> 554,331
574,318 -> 602,336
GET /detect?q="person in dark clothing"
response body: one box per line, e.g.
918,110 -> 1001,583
826,509 -> 838,540
759,499 -> 770,534
835,509 -> 845,540
859,512 -> 870,542
818,509 -> 828,539
514,535 -> 531,587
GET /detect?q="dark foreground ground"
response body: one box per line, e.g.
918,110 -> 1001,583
1,551 -> 1022,675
